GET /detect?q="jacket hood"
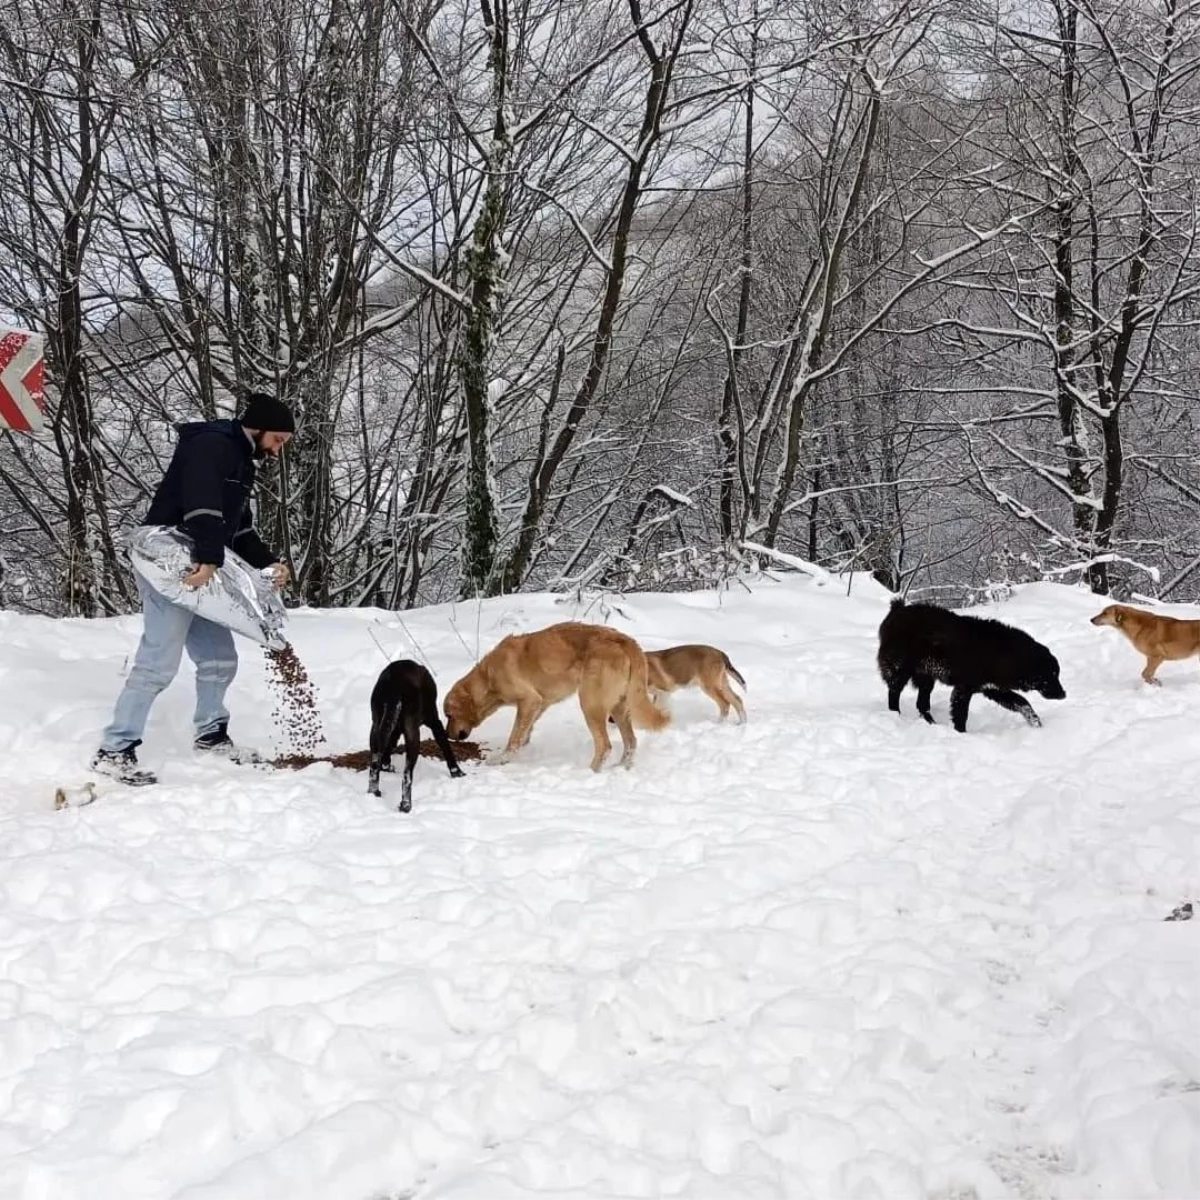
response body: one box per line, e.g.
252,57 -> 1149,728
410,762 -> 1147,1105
173,419 -> 250,447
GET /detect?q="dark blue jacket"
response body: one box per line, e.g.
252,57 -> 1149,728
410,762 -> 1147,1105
143,420 -> 276,569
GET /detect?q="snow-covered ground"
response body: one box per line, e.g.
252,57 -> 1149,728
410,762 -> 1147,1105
1,573 -> 1197,1200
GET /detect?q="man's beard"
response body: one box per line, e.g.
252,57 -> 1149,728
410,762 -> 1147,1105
252,433 -> 270,460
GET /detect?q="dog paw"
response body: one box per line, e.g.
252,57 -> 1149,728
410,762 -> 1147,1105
1144,678 -> 1163,688
398,800 -> 412,814
450,765 -> 465,778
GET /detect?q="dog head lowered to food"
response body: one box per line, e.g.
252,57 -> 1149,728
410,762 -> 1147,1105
443,666 -> 501,740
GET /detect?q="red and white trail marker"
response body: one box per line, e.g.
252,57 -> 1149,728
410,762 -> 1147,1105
0,325 -> 46,434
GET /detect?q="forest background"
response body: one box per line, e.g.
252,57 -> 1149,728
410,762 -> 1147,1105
1,0 -> 1197,615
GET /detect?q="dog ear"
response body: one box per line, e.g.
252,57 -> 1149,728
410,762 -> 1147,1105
1114,609 -> 1124,624
474,658 -> 492,695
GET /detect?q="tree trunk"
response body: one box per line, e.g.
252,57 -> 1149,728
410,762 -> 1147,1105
718,10 -> 757,546
1051,3 -> 1094,552
457,0 -> 511,599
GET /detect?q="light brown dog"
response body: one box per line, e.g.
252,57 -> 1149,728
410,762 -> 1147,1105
646,645 -> 747,723
1091,603 -> 1200,686
443,621 -> 670,771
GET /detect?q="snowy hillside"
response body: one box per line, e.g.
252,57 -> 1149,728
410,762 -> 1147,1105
1,575 -> 1197,1200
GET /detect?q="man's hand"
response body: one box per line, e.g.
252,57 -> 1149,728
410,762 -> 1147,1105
183,563 -> 217,590
266,562 -> 291,591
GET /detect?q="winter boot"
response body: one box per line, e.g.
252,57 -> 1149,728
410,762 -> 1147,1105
194,722 -> 264,765
90,741 -> 157,787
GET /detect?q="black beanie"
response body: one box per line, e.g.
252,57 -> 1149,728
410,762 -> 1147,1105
240,392 -> 295,434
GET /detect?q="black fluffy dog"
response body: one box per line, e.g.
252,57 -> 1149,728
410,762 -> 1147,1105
877,598 -> 1065,732
368,660 -> 464,811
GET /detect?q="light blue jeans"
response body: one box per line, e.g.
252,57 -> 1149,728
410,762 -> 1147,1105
100,574 -> 238,751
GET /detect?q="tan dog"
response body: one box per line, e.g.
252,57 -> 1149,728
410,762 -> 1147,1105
443,621 -> 670,771
1091,603 -> 1200,685
646,645 -> 747,723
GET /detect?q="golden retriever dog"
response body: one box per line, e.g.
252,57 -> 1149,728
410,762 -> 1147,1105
1091,603 -> 1200,686
646,645 -> 747,723
443,621 -> 670,771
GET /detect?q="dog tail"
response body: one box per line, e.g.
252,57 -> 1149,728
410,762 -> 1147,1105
722,652 -> 747,692
625,644 -> 671,731
370,699 -> 403,766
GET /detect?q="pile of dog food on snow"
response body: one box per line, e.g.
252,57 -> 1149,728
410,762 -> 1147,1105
272,741 -> 484,772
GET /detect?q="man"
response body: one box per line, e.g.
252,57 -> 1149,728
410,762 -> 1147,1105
91,393 -> 295,785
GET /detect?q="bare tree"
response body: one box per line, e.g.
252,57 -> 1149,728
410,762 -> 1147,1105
0,0 -> 152,613
938,0 -> 1200,594
109,0 -> 435,604
494,0 -> 699,593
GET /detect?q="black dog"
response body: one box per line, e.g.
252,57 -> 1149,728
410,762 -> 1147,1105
368,660 -> 464,811
877,598 -> 1065,732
